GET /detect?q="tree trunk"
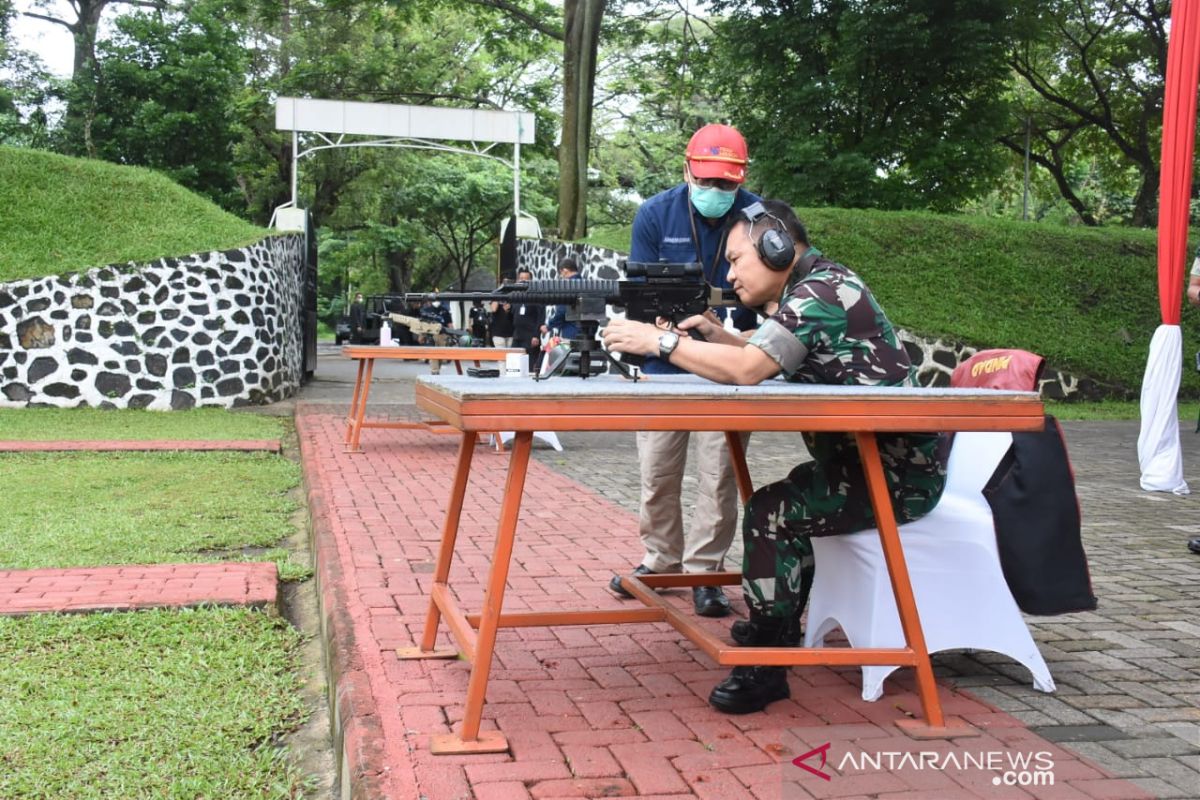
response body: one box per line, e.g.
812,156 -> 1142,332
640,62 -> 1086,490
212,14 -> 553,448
1131,167 -> 1159,228
385,248 -> 414,294
556,0 -> 605,240
64,0 -> 109,157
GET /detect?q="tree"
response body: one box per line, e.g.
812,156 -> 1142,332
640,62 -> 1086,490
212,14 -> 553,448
453,0 -> 608,239
87,1 -> 247,208
1,0 -> 53,146
22,0 -> 171,156
1007,0 -> 1168,227
703,0 -> 1019,211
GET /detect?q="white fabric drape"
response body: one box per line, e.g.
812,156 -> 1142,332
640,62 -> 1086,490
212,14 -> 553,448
1138,324 -> 1190,495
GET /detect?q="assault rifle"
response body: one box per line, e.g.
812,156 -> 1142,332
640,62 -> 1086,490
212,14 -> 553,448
388,312 -> 471,343
404,261 -> 740,380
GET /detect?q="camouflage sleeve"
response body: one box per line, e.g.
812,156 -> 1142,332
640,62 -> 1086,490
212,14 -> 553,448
772,289 -> 848,361
746,318 -> 808,374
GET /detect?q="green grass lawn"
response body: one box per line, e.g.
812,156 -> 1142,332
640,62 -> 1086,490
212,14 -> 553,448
1048,399 -> 1200,421
0,407 -> 284,441
0,146 -> 268,282
0,452 -> 308,580
0,608 -> 308,799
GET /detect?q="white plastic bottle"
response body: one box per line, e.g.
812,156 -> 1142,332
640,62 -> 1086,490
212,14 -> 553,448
379,319 -> 393,346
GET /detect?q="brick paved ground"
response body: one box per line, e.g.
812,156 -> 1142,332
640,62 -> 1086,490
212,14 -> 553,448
297,376 -> 1199,800
0,438 -> 280,452
0,562 -> 279,615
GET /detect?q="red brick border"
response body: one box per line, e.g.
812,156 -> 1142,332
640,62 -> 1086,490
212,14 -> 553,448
0,563 -> 279,616
0,439 -> 281,452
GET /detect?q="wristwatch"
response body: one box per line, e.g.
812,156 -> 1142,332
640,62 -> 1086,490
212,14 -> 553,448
658,330 -> 680,360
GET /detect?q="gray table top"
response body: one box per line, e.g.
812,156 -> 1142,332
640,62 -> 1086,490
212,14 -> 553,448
416,373 -> 1036,401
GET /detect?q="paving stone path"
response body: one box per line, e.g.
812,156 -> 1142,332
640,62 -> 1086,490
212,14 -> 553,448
0,562 -> 279,615
297,388 -> 1200,799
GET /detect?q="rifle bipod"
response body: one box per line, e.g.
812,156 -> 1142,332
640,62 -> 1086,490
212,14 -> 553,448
535,321 -> 640,382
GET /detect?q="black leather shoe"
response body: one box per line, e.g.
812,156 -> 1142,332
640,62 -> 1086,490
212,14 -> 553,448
708,666 -> 790,714
1189,537 -> 1200,555
609,564 -> 657,599
693,586 -> 732,617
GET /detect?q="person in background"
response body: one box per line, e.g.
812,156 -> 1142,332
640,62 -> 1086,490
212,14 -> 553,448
490,298 -> 514,348
511,268 -> 547,370
608,123 -> 760,620
469,300 -> 491,346
546,257 -> 583,340
348,293 -> 365,344
603,198 -> 948,714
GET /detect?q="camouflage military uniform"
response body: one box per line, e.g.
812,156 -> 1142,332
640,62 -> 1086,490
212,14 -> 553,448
741,252 -> 949,622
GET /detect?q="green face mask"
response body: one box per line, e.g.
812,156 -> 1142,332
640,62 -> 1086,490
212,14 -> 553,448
690,184 -> 737,218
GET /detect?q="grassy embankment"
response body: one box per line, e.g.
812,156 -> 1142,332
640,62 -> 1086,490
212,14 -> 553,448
588,212 -> 1200,419
0,145 -> 267,282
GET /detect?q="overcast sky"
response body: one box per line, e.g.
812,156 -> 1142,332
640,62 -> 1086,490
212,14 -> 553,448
13,0 -> 86,78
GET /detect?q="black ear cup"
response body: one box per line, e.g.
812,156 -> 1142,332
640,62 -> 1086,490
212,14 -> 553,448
757,228 -> 794,270
740,202 -> 795,270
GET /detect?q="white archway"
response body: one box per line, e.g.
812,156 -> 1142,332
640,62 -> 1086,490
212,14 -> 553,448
272,97 -> 536,224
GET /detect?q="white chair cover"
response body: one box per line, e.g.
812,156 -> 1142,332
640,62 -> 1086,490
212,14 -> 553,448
804,431 -> 1055,701
494,431 -> 564,451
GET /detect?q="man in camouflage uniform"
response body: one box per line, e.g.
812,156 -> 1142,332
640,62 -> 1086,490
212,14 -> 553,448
602,198 -> 948,714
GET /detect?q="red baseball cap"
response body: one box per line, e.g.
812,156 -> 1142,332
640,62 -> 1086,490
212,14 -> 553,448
685,123 -> 748,183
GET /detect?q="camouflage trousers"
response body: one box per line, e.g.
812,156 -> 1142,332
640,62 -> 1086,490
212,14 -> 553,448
741,432 -> 948,622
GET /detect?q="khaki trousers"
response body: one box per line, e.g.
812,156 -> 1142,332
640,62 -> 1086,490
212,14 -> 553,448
635,429 -> 748,573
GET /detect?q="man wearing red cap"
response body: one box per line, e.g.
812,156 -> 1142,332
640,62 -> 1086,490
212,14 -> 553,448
608,123 -> 761,618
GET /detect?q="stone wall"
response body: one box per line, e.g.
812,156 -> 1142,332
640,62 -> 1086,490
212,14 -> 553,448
518,238 -> 1117,400
0,234 -> 305,409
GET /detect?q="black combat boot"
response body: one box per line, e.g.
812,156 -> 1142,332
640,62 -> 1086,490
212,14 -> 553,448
708,611 -> 799,714
731,563 -> 813,646
729,615 -> 802,646
708,666 -> 791,714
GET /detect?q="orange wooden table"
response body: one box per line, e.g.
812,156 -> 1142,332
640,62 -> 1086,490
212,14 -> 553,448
341,346 -> 523,452
400,374 -> 1044,754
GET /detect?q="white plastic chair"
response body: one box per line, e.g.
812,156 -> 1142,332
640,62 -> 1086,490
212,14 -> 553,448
804,431 -> 1055,701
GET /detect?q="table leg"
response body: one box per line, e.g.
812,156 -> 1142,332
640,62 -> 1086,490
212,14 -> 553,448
454,360 -> 464,375
434,430 -> 533,755
855,433 -> 973,738
344,358 -> 367,446
725,431 -> 754,502
397,430 -> 476,662
347,358 -> 375,453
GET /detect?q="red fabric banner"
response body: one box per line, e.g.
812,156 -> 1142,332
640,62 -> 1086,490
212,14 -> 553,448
1158,0 -> 1200,325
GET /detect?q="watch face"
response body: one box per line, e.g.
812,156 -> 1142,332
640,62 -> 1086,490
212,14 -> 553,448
659,331 -> 680,357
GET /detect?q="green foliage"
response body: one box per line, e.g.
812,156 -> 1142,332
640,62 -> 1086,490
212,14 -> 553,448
0,608 -> 309,799
0,1 -> 53,148
1006,0 -> 1168,227
0,146 -> 267,281
704,0 -> 1018,211
584,208 -> 1200,398
0,407 -> 284,441
0,451 -> 301,573
88,2 -> 249,211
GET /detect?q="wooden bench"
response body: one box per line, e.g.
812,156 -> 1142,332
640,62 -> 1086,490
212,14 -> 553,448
342,345 -> 523,453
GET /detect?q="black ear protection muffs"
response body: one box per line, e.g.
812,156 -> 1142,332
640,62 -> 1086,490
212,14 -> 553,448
740,202 -> 795,270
